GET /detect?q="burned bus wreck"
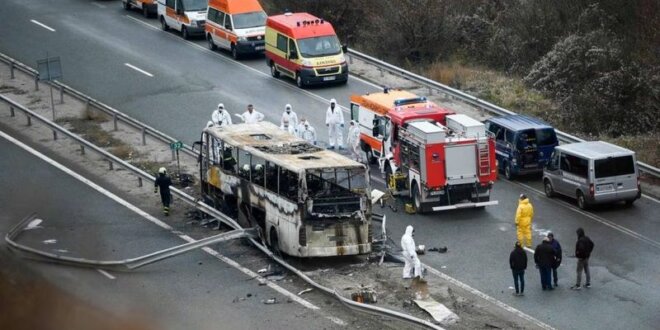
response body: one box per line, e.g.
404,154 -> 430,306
198,122 -> 372,257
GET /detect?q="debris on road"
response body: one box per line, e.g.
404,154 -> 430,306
262,298 -> 278,304
414,298 -> 460,325
257,268 -> 268,274
428,246 -> 448,253
42,239 -> 57,244
25,219 -> 43,230
297,288 -> 313,296
351,289 -> 377,304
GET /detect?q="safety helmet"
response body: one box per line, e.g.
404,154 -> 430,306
218,103 -> 224,110
158,167 -> 167,174
255,164 -> 263,171
330,98 -> 336,104
285,104 -> 292,111
242,164 -> 250,172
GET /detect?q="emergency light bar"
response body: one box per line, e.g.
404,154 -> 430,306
394,97 -> 427,107
296,19 -> 325,27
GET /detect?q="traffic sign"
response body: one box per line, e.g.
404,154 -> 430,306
170,141 -> 184,150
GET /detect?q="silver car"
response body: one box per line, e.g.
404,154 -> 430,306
543,141 -> 641,209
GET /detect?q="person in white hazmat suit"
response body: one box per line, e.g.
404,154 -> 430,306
401,225 -> 422,279
299,119 -> 317,145
239,104 -> 264,124
346,120 -> 362,162
281,104 -> 298,130
325,98 -> 344,149
281,118 -> 297,135
211,103 -> 232,127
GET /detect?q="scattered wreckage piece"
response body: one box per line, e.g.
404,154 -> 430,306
414,298 -> 460,326
5,213 -> 257,271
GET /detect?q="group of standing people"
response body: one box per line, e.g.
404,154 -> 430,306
206,99 -> 363,162
510,194 -> 595,296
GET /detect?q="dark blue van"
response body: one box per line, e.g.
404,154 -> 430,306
485,115 -> 558,179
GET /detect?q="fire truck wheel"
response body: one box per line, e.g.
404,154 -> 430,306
412,184 -> 423,214
270,62 -> 280,78
504,162 -> 514,180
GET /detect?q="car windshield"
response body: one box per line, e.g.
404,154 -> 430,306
516,128 -> 557,149
233,11 -> 267,29
536,128 -> 557,146
595,155 -> 635,178
182,0 -> 206,11
298,36 -> 342,58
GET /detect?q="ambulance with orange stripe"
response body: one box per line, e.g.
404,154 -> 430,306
205,0 -> 267,59
265,12 -> 348,88
122,0 -> 158,18
351,89 -> 498,212
158,0 -> 207,39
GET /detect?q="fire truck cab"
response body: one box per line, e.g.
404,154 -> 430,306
350,90 -> 498,212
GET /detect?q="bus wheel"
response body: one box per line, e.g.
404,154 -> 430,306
269,228 -> 281,257
270,62 -> 280,78
160,16 -> 169,31
576,191 -> 588,210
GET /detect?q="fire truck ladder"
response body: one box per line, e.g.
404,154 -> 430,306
477,142 -> 490,176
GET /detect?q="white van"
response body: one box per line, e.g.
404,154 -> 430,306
543,141 -> 641,209
158,0 -> 207,39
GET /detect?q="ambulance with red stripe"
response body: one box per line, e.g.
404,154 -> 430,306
158,0 -> 207,39
123,0 -> 158,18
350,89 -> 498,212
205,0 -> 267,59
265,12 -> 348,88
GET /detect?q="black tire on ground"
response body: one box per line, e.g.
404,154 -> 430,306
142,6 -> 149,18
270,62 -> 280,78
624,199 -> 635,207
577,191 -> 588,210
160,16 -> 169,31
544,180 -> 555,198
181,26 -> 189,40
207,34 -> 216,50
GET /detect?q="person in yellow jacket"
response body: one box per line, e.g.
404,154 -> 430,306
515,194 -> 534,248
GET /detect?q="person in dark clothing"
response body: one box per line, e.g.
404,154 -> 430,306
571,227 -> 595,290
154,167 -> 173,216
509,241 -> 528,296
534,238 -> 556,290
547,232 -> 562,287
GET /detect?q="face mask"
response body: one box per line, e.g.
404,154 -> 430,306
286,110 -> 290,113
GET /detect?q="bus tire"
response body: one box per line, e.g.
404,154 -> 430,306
270,62 -> 280,78
160,16 -> 169,31
269,228 -> 281,257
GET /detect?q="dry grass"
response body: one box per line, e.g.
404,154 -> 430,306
0,84 -> 28,95
604,134 -> 660,167
84,107 -> 110,123
55,116 -> 124,148
110,144 -> 137,160
26,95 -> 42,106
132,160 -> 169,176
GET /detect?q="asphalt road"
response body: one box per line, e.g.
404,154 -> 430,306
0,133 -> 345,330
2,0 -> 660,329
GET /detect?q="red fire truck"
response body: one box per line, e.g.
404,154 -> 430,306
350,89 -> 498,212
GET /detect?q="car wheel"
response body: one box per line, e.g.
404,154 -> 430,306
231,45 -> 239,60
544,180 -> 555,198
181,26 -> 189,40
142,6 -> 149,18
270,63 -> 280,78
624,199 -> 635,207
207,35 -> 216,50
504,162 -> 514,180
577,191 -> 588,210
296,73 -> 305,88
123,1 -> 131,10
160,16 -> 169,31
412,183 -> 423,214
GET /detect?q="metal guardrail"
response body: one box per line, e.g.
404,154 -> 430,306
0,95 -> 440,329
0,52 -> 196,160
346,49 -> 660,178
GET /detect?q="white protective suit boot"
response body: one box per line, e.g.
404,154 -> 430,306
401,225 -> 422,279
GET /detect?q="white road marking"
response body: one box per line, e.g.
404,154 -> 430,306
122,15 -> 365,115
124,63 -> 154,77
0,130 -> 318,310
642,193 -> 660,203
30,19 -> 55,32
423,264 -> 554,330
91,2 -> 106,9
97,269 -> 116,280
326,316 -> 347,326
516,181 -> 660,250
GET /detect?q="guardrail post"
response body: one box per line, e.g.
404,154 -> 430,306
171,149 -> 176,161
379,68 -> 384,78
138,177 -> 143,187
26,114 -> 31,126
349,54 -> 353,65
59,85 -> 64,104
428,86 -> 432,95
10,106 -> 14,117
113,113 -> 118,131
108,160 -> 113,170
52,130 -> 57,140
80,145 -> 85,155
10,61 -> 15,79
85,99 -> 90,112
34,76 -> 39,91
141,127 -> 146,145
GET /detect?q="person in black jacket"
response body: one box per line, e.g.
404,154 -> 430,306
154,167 -> 173,216
534,238 -> 556,290
571,227 -> 595,290
547,232 -> 562,287
509,241 -> 527,296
